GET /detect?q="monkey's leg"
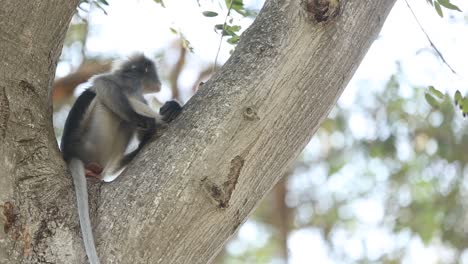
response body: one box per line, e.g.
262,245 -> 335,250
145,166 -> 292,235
118,101 -> 181,168
118,116 -> 157,169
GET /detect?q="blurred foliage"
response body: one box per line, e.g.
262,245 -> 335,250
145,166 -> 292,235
426,86 -> 468,118
219,63 -> 468,263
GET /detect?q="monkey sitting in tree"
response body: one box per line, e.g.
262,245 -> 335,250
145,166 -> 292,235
60,54 -> 182,264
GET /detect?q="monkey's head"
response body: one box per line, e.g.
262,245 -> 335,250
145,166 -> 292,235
119,54 -> 162,94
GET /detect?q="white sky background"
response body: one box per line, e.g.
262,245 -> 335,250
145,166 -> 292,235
55,0 -> 468,263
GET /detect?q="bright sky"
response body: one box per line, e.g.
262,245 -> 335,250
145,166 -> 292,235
77,0 -> 262,63
56,0 -> 468,263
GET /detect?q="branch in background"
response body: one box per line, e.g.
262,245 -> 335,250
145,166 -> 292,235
168,39 -> 187,101
52,60 -> 111,110
273,175 -> 292,261
191,65 -> 219,94
404,0 -> 457,74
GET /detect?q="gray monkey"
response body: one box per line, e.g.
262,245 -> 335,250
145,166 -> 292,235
61,54 -> 182,264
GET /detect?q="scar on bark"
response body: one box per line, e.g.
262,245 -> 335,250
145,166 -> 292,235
20,226 -> 32,256
1,201 -> 17,234
0,86 -> 10,140
202,156 -> 245,209
303,0 -> 342,23
1,201 -> 32,256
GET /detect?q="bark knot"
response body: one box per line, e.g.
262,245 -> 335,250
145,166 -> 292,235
243,106 -> 260,121
303,0 -> 341,23
202,156 -> 245,209
19,80 -> 38,96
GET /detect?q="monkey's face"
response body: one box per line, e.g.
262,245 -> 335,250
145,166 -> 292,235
142,76 -> 161,94
122,54 -> 162,94
142,63 -> 161,94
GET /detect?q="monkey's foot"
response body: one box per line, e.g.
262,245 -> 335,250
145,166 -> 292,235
85,162 -> 103,181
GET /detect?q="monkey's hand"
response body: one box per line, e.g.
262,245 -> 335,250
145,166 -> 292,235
160,100 -> 182,122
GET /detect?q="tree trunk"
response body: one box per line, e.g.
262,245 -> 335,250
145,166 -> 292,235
0,0 -> 396,263
0,1 -> 84,263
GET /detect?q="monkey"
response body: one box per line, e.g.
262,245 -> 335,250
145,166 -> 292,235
60,54 -> 182,264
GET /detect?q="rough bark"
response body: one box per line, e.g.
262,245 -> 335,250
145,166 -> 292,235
0,0 -> 397,263
0,1 -> 84,263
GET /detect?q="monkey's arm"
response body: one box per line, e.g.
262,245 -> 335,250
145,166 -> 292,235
119,100 -> 182,168
128,97 -> 159,119
118,121 -> 155,168
92,78 -> 145,124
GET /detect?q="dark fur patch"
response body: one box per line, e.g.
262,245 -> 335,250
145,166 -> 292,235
60,89 -> 96,161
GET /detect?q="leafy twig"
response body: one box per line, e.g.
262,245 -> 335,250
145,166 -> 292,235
404,0 -> 457,74
213,0 -> 234,73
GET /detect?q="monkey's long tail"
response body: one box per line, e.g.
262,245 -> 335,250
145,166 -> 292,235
69,159 -> 101,264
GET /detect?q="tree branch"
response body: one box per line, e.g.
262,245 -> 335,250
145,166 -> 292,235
95,0 -> 397,263
52,61 -> 111,110
0,0 -> 397,263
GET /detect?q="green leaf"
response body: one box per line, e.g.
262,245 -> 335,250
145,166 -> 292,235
154,0 -> 165,8
169,27 -> 178,34
181,38 -> 194,53
437,0 -> 461,11
202,11 -> 219,17
223,25 -> 240,37
214,24 -> 224,30
226,0 -> 246,16
95,2 -> 108,15
434,1 -> 444,17
425,93 -> 440,108
225,24 -> 241,32
462,97 -> 468,114
426,0 -> 434,6
428,86 -> 444,99
98,0 -> 109,5
227,35 -> 240,45
226,0 -> 243,9
454,90 -> 462,105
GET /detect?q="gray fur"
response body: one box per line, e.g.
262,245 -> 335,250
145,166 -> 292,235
62,55 -> 170,264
